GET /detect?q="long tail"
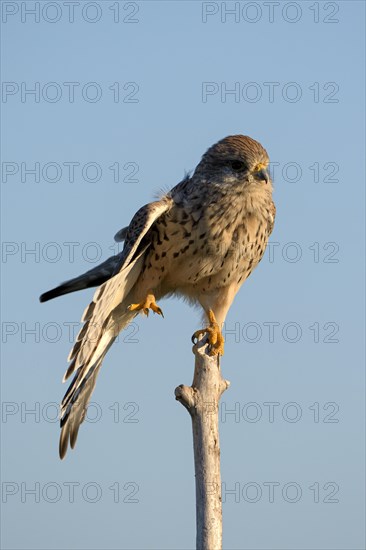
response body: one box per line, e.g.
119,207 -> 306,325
58,250 -> 145,459
39,254 -> 121,302
59,309 -> 135,459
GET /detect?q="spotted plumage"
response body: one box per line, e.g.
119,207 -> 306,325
40,135 -> 276,458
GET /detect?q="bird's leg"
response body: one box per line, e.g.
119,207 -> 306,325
192,309 -> 224,356
128,291 -> 164,317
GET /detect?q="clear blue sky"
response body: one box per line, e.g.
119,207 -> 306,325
1,1 -> 365,549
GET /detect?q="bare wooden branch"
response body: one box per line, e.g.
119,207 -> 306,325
175,339 -> 230,550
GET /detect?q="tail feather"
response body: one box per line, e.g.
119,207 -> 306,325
59,313 -> 135,459
59,363 -> 100,459
57,249 -> 146,459
39,254 -> 121,303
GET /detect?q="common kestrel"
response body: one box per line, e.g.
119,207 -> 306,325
40,135 -> 276,458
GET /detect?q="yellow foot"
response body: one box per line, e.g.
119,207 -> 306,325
128,293 -> 164,317
192,309 -> 224,356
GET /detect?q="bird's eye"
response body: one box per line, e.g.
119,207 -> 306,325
230,160 -> 246,172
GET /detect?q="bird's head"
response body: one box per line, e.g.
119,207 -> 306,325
194,134 -> 271,188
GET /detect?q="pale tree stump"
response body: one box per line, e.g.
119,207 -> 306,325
175,338 -> 230,550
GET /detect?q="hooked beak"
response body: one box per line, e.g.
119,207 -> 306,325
256,168 -> 269,184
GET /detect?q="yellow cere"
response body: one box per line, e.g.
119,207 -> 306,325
254,162 -> 268,172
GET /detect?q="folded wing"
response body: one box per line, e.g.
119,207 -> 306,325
57,197 -> 173,458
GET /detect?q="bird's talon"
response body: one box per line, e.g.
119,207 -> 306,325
191,329 -> 204,344
151,305 -> 164,317
191,316 -> 225,356
128,292 -> 163,318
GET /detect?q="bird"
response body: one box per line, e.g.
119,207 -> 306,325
40,135 -> 276,459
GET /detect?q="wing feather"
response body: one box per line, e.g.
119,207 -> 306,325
58,196 -> 173,458
112,197 -> 173,274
